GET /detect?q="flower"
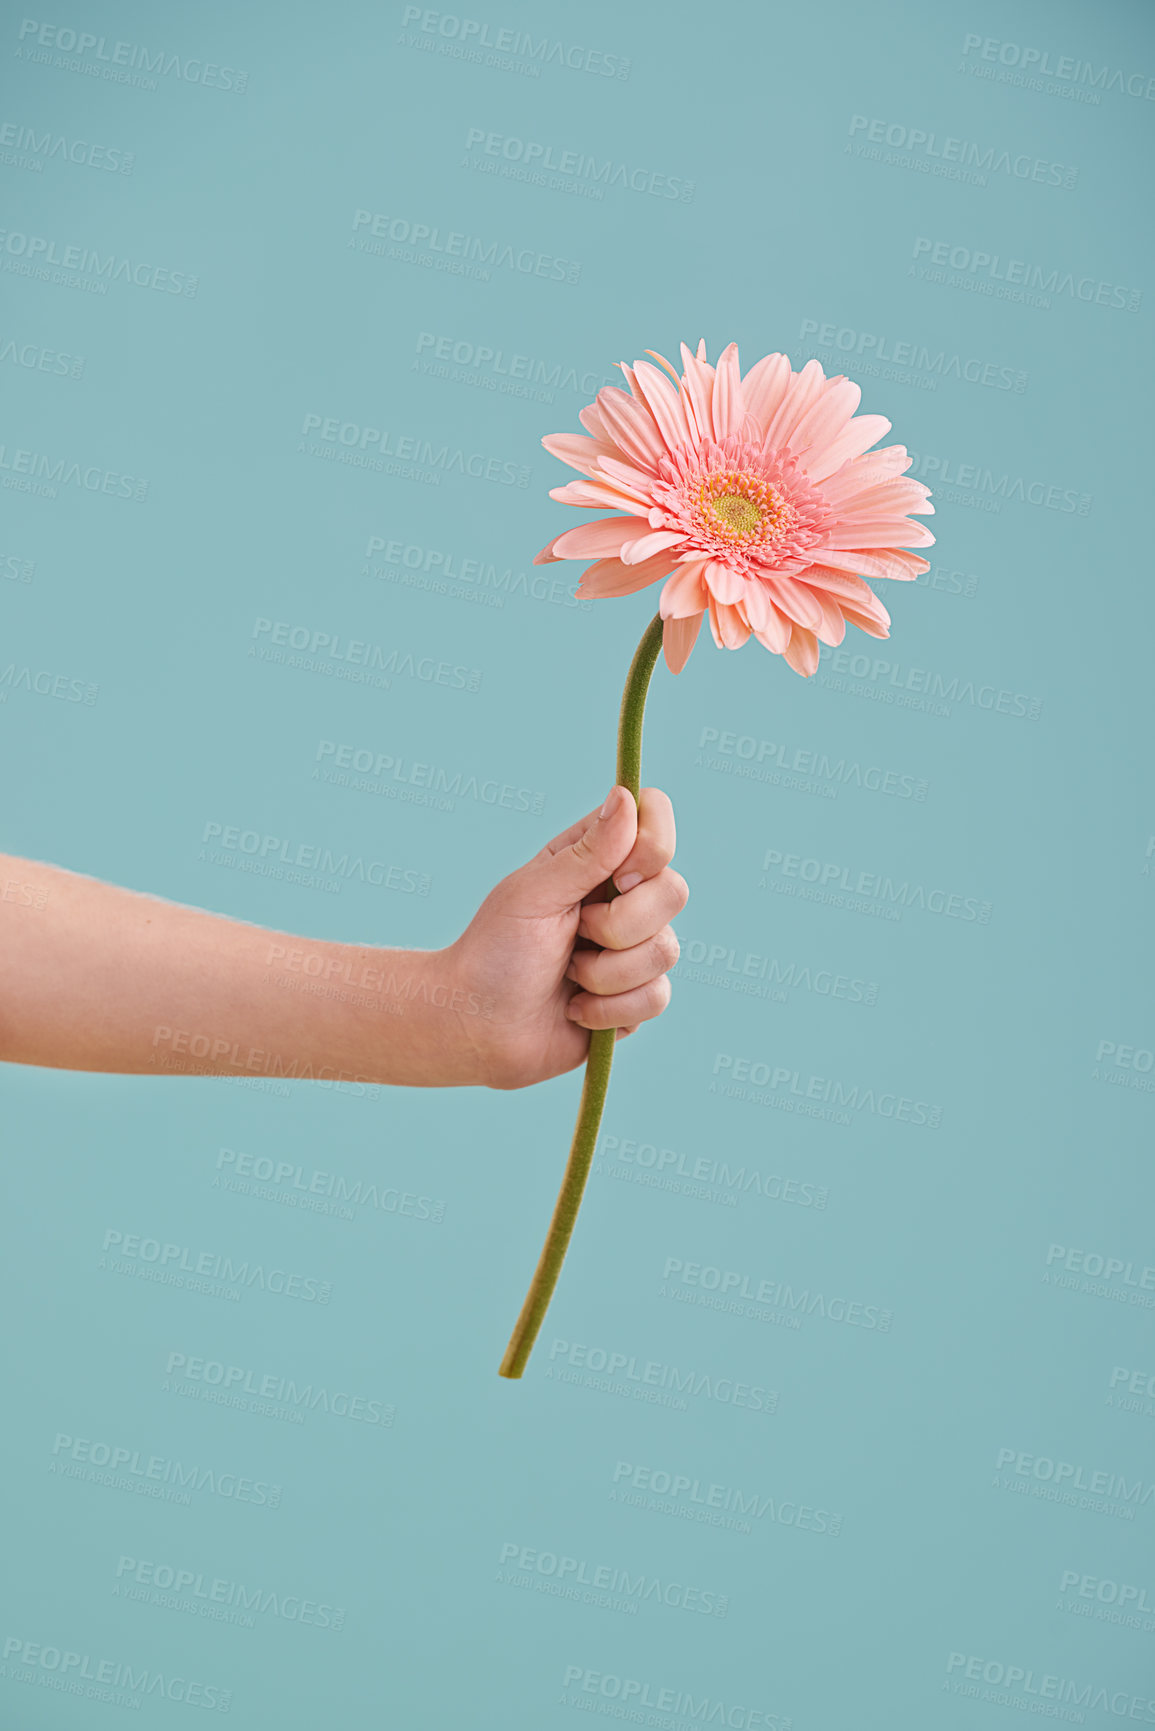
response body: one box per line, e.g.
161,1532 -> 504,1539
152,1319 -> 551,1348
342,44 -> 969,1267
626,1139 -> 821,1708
534,340 -> 935,677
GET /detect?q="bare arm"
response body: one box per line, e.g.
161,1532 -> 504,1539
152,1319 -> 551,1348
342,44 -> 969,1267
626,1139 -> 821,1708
0,854 -> 475,1087
0,787 -> 688,1093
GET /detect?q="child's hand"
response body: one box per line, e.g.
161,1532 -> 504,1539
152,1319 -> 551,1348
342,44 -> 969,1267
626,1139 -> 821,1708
446,785 -> 688,1091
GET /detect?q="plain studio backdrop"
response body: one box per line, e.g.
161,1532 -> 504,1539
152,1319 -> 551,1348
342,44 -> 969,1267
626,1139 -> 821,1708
1,0 -> 1153,1724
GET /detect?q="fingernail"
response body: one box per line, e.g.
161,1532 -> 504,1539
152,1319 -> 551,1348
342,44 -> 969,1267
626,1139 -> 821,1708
600,787 -> 620,819
615,871 -> 643,894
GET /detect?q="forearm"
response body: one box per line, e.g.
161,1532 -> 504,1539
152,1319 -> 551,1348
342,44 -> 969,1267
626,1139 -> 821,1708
0,855 -> 486,1087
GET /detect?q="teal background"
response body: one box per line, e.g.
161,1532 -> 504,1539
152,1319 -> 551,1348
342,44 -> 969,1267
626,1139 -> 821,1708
2,0 -> 1154,1724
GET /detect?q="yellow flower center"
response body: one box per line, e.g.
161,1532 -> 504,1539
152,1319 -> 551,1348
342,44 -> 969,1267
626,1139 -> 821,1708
713,494 -> 762,535
693,469 -> 797,547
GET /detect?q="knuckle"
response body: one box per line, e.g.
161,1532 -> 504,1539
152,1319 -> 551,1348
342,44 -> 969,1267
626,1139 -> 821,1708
666,869 -> 690,912
655,927 -> 680,969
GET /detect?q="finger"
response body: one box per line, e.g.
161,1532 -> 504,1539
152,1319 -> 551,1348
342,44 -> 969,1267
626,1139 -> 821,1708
566,926 -> 680,996
566,974 -> 672,1030
609,786 -> 676,895
577,867 -> 689,951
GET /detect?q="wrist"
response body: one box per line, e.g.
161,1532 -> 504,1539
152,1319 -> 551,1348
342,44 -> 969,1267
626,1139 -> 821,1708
323,939 -> 492,1089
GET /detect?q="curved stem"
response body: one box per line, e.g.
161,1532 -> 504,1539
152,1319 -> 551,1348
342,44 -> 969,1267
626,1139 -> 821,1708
499,610 -> 666,1379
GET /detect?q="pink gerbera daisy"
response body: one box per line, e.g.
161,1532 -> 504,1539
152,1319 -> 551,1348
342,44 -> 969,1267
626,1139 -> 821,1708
534,340 -> 935,677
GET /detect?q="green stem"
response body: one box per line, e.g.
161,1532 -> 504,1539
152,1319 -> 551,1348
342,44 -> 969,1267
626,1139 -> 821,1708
499,610 -> 666,1379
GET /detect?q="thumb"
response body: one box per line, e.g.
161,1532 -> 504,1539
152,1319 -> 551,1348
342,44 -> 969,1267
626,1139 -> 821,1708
530,785 -> 638,914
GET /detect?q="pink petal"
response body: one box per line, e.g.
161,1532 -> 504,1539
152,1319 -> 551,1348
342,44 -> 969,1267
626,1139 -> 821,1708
787,377 -> 861,462
799,414 -> 892,483
782,625 -> 820,678
663,611 -> 702,675
840,605 -> 891,640
678,342 -> 715,444
541,431 -> 619,478
743,587 -> 792,651
575,551 -> 677,598
594,454 -> 663,503
702,558 -> 746,604
810,547 -> 930,582
550,516 -> 651,560
823,521 -> 935,550
549,478 -> 655,511
740,352 -> 792,435
594,386 -> 667,474
659,560 -> 710,618
534,539 -> 562,566
710,342 -> 745,441
762,359 -> 828,451
812,590 -> 848,647
620,529 -> 687,565
631,359 -> 696,453
795,564 -> 883,608
645,348 -> 683,385
832,478 -> 935,517
819,445 -> 913,502
707,592 -> 751,651
764,576 -> 826,631
799,570 -> 892,633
